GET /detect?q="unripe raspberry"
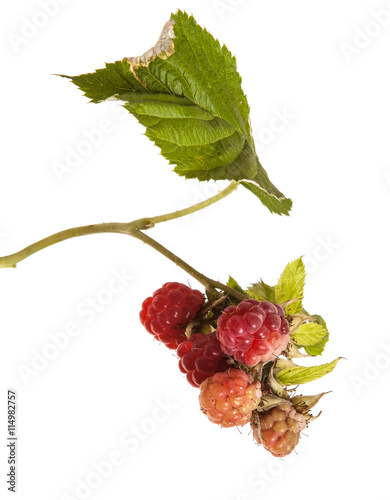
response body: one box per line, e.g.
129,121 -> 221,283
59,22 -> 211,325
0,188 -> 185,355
252,403 -> 306,457
216,299 -> 290,366
140,282 -> 204,349
177,332 -> 230,387
199,368 -> 262,427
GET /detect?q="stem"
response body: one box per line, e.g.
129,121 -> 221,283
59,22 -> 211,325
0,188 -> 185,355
0,223 -> 130,269
128,180 -> 239,230
0,181 -> 248,300
130,231 -> 215,294
131,231 -> 247,301
0,225 -> 246,300
0,181 -> 239,269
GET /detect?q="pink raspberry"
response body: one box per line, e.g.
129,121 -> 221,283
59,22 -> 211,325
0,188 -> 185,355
140,282 -> 204,349
252,403 -> 306,457
177,332 -> 230,387
199,368 -> 262,427
216,299 -> 290,366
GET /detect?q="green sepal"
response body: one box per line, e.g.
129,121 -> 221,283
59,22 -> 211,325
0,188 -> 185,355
291,322 -> 328,347
275,358 -> 341,386
283,341 -> 310,358
275,257 -> 305,314
246,280 -> 275,302
226,276 -> 247,297
257,394 -> 290,413
303,314 -> 329,356
291,392 -> 330,414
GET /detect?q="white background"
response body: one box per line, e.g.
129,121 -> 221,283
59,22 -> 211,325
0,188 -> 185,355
1,1 -> 390,499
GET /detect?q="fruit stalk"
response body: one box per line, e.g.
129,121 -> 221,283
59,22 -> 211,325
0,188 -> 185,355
131,231 -> 246,300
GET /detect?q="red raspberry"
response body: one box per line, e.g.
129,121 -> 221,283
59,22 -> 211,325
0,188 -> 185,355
140,282 -> 204,349
216,299 -> 290,366
177,332 -> 230,387
199,368 -> 261,427
252,404 -> 306,457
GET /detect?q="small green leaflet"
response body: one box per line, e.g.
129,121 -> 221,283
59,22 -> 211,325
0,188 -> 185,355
303,314 -> 329,356
275,257 -> 305,314
61,10 -> 292,216
276,358 -> 341,386
226,276 -> 247,296
246,280 -> 275,302
291,322 -> 328,347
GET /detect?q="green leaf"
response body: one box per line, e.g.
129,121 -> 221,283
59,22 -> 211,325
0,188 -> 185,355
226,276 -> 246,296
276,358 -> 341,386
61,11 -> 292,215
246,280 -> 275,302
291,322 -> 328,347
303,314 -> 329,356
275,257 -> 305,313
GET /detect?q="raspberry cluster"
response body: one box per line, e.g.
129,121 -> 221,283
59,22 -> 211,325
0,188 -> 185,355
139,282 -> 312,457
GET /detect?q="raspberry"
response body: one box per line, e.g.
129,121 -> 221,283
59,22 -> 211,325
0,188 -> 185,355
216,299 -> 290,366
252,403 -> 306,457
140,282 -> 204,349
199,368 -> 261,427
177,332 -> 230,387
